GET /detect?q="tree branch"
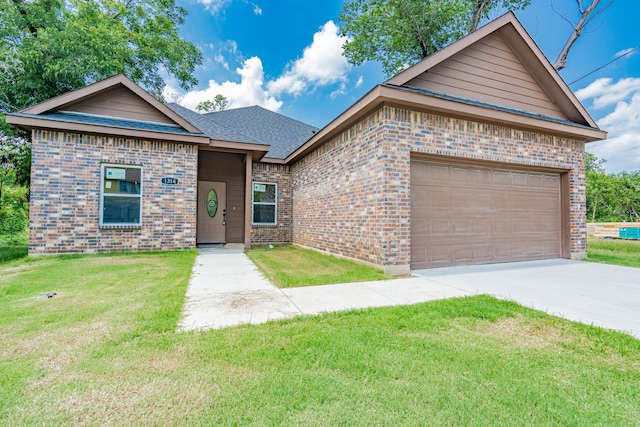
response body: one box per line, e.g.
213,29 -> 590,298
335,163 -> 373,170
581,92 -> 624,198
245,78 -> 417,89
553,0 -> 604,71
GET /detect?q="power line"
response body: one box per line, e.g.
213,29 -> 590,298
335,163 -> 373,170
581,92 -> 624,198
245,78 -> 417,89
569,46 -> 640,85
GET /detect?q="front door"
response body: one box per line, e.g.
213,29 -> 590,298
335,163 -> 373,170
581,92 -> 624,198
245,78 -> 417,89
197,181 -> 226,243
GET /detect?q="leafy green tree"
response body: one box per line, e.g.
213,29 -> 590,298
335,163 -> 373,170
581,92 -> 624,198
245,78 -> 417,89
196,95 -> 230,112
585,153 -> 640,222
0,0 -> 202,114
339,0 -> 530,76
469,0 -> 531,32
0,133 -> 30,243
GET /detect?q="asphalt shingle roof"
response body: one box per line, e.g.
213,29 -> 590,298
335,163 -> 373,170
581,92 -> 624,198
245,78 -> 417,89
167,103 -> 319,159
11,111 -> 201,136
382,84 -> 595,130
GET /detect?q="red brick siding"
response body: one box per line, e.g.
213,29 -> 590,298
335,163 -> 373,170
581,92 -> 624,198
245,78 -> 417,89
291,106 -> 587,270
29,130 -> 197,254
250,163 -> 292,244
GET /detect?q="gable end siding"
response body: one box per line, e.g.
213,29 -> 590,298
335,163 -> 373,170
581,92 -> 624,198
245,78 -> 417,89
63,86 -> 177,124
405,33 -> 567,121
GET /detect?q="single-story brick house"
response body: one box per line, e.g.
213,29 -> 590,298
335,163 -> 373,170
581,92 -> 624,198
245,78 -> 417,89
7,13 -> 606,274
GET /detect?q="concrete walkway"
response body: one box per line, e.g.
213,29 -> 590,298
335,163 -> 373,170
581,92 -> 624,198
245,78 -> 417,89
178,247 -> 471,331
179,249 -> 640,338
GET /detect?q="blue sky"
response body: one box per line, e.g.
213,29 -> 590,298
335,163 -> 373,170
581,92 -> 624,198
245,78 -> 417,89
166,0 -> 640,173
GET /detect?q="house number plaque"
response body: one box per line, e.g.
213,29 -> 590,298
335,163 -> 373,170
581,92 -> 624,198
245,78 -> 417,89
161,177 -> 179,185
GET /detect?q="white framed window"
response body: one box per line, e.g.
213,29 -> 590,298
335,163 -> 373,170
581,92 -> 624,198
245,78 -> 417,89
252,182 -> 277,225
100,163 -> 142,227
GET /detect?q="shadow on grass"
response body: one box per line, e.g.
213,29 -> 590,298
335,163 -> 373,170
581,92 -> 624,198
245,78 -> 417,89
0,244 -> 28,264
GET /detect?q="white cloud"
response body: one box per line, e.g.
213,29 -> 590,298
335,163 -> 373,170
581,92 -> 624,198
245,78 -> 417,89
576,77 -> 640,109
267,21 -> 351,96
196,0 -> 231,14
615,47 -> 637,58
214,54 -> 229,70
253,3 -> 262,15
178,57 -> 282,112
355,75 -> 364,88
586,86 -> 640,173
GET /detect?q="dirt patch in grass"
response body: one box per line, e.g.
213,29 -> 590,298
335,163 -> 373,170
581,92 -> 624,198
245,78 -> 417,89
465,316 -> 571,348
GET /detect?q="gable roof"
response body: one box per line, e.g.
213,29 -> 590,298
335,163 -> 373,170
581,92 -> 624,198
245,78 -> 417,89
6,74 -> 210,144
386,12 -> 598,128
283,12 -> 606,164
21,74 -> 202,133
167,103 -> 319,159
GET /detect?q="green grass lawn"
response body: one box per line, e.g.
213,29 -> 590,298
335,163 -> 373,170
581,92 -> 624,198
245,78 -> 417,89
246,244 -> 389,287
587,238 -> 640,268
1,249 -> 639,425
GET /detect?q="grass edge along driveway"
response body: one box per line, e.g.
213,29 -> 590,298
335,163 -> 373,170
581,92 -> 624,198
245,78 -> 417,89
1,249 -> 639,425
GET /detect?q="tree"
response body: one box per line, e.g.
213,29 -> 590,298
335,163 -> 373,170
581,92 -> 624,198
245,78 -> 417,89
0,132 -> 30,241
196,95 -> 230,113
339,0 -> 530,76
552,0 -> 615,71
469,0 -> 530,32
0,0 -> 202,114
585,153 -> 640,222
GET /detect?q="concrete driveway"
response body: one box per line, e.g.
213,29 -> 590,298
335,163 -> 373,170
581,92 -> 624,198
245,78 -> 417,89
412,259 -> 640,338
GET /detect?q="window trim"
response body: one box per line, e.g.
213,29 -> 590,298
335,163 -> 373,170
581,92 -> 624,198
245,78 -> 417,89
99,163 -> 143,228
251,181 -> 277,226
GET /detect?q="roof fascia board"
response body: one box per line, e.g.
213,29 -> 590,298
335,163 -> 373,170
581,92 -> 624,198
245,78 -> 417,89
209,139 -> 270,153
284,86 -> 383,163
258,157 -> 287,164
20,74 -> 203,134
6,114 -> 209,144
284,84 -> 606,165
378,85 -> 607,141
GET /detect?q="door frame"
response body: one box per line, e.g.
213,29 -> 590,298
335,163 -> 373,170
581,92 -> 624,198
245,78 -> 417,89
196,148 -> 254,249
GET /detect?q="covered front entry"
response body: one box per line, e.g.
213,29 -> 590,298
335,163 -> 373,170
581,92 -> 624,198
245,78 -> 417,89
197,150 -> 253,247
410,158 -> 567,269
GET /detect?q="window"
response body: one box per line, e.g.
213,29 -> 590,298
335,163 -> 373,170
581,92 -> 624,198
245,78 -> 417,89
252,182 -> 277,225
100,164 -> 142,227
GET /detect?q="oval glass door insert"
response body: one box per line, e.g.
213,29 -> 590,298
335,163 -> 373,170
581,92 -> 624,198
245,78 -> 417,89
206,189 -> 218,218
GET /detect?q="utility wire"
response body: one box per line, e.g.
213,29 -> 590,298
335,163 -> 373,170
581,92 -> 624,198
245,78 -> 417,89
569,45 -> 640,85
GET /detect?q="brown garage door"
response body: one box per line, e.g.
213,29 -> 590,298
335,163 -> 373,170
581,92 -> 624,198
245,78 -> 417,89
411,159 -> 562,269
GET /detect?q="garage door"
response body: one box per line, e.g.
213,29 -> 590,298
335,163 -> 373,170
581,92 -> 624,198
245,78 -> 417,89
411,159 -> 562,269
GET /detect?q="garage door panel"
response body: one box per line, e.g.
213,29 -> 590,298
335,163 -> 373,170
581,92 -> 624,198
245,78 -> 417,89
493,171 -> 511,186
429,217 -> 452,235
429,191 -> 451,209
453,192 -> 473,209
473,169 -> 492,185
431,165 -> 450,182
512,172 -> 528,186
528,174 -> 544,188
545,176 -> 560,189
411,160 -> 562,269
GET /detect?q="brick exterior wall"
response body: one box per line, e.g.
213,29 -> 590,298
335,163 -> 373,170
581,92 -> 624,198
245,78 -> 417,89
291,106 -> 586,273
29,130 -> 198,254
250,162 -> 292,244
